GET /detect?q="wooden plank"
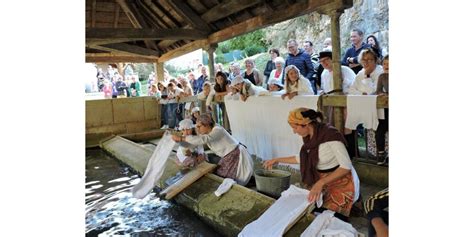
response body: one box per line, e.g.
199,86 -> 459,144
200,0 -> 260,23
91,0 -> 96,27
114,2 -> 120,28
90,43 -> 160,57
159,162 -> 217,199
187,0 -> 208,14
167,0 -> 211,31
86,55 -> 158,63
143,0 -> 180,28
321,95 -> 389,108
87,28 -> 207,43
158,39 -> 209,63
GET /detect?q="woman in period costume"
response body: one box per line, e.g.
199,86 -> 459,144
263,108 -> 359,220
171,114 -> 254,185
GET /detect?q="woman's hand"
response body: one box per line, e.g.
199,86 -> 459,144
307,180 -> 325,203
171,134 -> 182,142
288,92 -> 297,100
281,93 -> 288,100
262,159 -> 278,170
240,94 -> 248,102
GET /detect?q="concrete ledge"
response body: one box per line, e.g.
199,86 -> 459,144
100,136 -> 316,237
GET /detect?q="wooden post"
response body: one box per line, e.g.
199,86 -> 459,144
117,63 -> 125,76
205,44 -> 217,82
329,9 -> 345,133
156,61 -> 165,82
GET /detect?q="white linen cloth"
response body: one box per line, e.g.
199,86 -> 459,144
132,133 -> 176,199
301,210 -> 358,237
224,95 -> 319,162
214,178 -> 236,197
238,185 -> 312,237
345,95 -> 379,130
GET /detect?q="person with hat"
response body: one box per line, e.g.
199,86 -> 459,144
175,119 -> 207,169
319,51 -> 356,95
229,75 -> 269,102
281,65 -> 314,100
263,108 -> 360,221
267,79 -> 284,95
191,107 -> 201,124
172,114 -> 254,185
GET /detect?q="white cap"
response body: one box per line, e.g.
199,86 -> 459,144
178,119 -> 194,130
268,79 -> 283,88
191,107 -> 200,113
230,75 -> 244,87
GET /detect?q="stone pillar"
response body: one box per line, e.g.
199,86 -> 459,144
329,9 -> 345,133
205,44 -> 218,82
155,61 -> 165,82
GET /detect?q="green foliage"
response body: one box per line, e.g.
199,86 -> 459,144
164,63 -> 188,78
133,63 -> 155,81
217,41 -> 232,54
227,29 -> 268,51
215,54 -> 226,64
244,45 -> 265,57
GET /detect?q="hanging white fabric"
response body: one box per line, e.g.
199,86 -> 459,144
131,132 -> 175,199
345,95 -> 379,130
238,185 -> 313,237
225,95 -> 320,162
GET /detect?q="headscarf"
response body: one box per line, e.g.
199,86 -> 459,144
288,108 -> 347,187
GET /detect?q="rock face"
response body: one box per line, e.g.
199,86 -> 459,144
266,0 -> 389,57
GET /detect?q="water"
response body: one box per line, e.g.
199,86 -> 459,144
85,148 -> 220,237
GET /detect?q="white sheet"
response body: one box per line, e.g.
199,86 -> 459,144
238,185 -> 313,237
224,95 -> 319,161
131,133 -> 176,199
345,95 -> 379,130
301,210 -> 358,237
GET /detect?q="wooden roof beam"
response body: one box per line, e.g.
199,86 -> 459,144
200,0 -> 261,23
91,0 -> 97,27
158,39 -> 209,63
90,43 -> 160,57
116,0 -> 157,51
86,53 -> 158,63
86,28 -> 208,45
167,0 -> 211,32
114,2 -> 120,28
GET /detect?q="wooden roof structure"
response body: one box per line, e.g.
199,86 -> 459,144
86,0 -> 353,63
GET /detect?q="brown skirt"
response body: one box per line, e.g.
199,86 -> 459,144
216,146 -> 240,180
320,171 -> 355,217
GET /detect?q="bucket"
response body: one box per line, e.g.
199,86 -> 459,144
254,169 -> 291,198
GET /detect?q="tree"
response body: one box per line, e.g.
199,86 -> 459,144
227,29 -> 268,53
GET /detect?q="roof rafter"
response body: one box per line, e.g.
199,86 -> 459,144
167,0 -> 211,32
86,28 -> 208,45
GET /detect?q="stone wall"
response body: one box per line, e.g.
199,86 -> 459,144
266,0 -> 389,56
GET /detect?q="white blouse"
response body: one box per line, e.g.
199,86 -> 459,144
184,126 -> 239,157
348,65 -> 384,95
295,141 -> 352,170
284,77 -> 314,95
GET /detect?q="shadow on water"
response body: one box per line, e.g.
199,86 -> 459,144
85,148 -> 220,237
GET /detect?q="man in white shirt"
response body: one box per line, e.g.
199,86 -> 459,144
319,51 -> 356,95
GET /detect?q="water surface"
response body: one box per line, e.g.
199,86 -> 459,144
85,148 -> 220,236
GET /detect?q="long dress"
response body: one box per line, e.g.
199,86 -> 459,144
182,126 -> 254,185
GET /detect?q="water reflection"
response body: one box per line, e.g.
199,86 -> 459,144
86,149 -> 219,237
